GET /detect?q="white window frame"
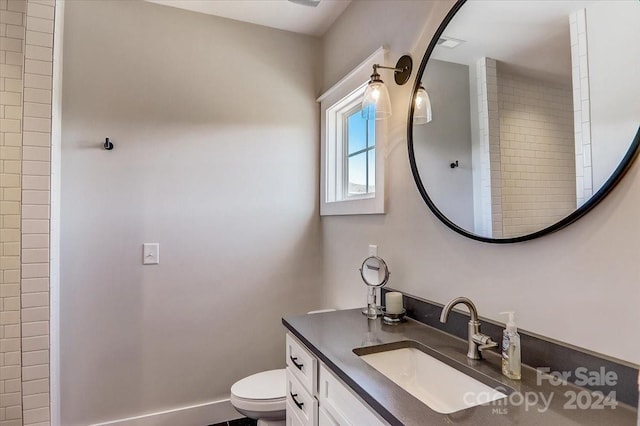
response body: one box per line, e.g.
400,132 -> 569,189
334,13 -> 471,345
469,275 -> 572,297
319,47 -> 387,216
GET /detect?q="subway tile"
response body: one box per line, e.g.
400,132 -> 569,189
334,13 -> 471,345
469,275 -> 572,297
0,10 -> 23,25
0,64 -> 22,79
24,45 -> 51,62
3,378 -> 21,393
0,366 -> 20,379
23,131 -> 50,147
22,190 -> 49,205
24,59 -> 51,76
0,36 -> 23,53
0,391 -> 21,408
0,284 -> 20,298
25,16 -> 52,34
21,234 -> 48,249
22,175 -> 50,191
21,307 -> 48,322
21,378 -> 47,396
24,73 -> 51,90
0,91 -> 21,105
25,29 -> 52,47
23,117 -> 50,133
4,350 -> 21,365
0,118 -> 20,133
21,205 -> 49,219
4,77 -> 24,92
26,2 -> 53,20
22,219 -> 49,234
23,146 -> 50,161
5,24 -> 25,40
23,102 -> 50,118
21,336 -> 48,353
2,296 -> 19,310
21,324 -> 47,339
21,248 -> 48,263
23,88 -> 50,104
22,393 -> 48,410
21,278 -> 48,294
5,405 -> 23,420
7,0 -> 26,13
0,338 -> 20,353
21,292 -> 48,308
22,351 -> 48,368
0,310 -> 20,325
3,324 -> 20,338
22,406 -> 49,423
21,263 -> 48,278
22,161 -> 50,176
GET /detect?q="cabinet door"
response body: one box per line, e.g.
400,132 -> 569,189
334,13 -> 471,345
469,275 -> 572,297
318,406 -> 351,426
319,364 -> 388,426
286,368 -> 318,426
286,333 -> 318,395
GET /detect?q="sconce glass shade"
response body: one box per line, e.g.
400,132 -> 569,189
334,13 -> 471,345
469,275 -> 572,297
362,78 -> 392,121
414,85 -> 432,124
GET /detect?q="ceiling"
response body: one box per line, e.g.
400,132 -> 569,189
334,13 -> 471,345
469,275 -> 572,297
146,0 -> 351,36
431,0 -> 609,84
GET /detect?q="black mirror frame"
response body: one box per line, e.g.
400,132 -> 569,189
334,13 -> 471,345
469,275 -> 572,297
407,0 -> 640,244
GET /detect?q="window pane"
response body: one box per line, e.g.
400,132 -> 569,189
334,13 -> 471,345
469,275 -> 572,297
367,117 -> 376,149
368,148 -> 376,194
348,152 -> 367,195
347,109 -> 367,154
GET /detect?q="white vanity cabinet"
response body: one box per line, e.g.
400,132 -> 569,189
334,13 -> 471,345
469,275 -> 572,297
285,333 -> 389,426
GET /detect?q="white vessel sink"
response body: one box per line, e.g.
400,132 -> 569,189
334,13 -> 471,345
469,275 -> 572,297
357,344 -> 508,414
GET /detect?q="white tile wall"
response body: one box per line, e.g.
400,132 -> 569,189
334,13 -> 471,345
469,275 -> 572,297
1,0 -> 52,424
21,1 -> 53,423
1,0 -> 25,424
496,66 -> 576,238
570,9 -> 593,207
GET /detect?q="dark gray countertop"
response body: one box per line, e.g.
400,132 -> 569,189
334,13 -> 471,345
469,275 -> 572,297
282,309 -> 637,426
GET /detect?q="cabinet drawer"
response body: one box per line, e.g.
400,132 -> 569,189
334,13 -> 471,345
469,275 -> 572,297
286,369 -> 318,426
319,364 -> 388,426
286,333 -> 317,395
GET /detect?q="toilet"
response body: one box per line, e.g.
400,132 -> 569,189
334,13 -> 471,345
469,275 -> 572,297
230,369 -> 286,426
230,310 -> 335,425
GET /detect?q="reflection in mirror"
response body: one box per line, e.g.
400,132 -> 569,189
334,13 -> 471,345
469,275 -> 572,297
412,0 -> 639,240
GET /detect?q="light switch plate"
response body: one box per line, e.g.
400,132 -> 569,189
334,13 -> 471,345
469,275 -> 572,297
369,244 -> 378,256
143,243 -> 159,265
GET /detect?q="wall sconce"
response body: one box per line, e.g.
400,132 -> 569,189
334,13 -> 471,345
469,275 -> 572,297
414,85 -> 432,124
361,55 -> 413,121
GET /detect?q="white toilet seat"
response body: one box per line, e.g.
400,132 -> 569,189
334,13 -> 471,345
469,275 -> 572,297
230,369 -> 286,420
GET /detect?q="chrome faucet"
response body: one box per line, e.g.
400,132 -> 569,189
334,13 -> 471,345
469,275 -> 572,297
440,297 -> 498,360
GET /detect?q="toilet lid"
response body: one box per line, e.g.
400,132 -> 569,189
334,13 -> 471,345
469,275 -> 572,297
231,369 -> 286,401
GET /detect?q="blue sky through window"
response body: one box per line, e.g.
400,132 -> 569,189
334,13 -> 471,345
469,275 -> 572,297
346,109 -> 375,195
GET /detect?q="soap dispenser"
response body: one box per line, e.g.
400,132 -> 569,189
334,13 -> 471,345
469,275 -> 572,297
500,311 -> 521,380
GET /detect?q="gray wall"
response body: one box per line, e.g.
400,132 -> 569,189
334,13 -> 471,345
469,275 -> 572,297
320,0 -> 640,365
587,1 -> 640,190
413,59 -> 473,230
60,1 -> 321,424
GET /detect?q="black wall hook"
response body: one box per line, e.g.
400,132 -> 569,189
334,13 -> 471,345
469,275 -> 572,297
104,137 -> 114,150
450,160 -> 459,169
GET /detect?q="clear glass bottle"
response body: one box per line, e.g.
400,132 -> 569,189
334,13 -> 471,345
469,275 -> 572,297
501,311 -> 521,380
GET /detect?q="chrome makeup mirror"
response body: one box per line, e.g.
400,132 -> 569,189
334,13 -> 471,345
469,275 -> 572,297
408,0 -> 639,243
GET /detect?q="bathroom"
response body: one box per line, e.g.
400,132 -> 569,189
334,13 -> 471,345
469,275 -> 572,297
0,0 -> 638,425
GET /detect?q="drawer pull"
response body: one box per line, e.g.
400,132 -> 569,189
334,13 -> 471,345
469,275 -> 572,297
290,392 -> 305,410
289,355 -> 304,371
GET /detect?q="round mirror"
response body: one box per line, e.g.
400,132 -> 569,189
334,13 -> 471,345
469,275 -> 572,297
359,256 -> 390,287
408,0 -> 639,243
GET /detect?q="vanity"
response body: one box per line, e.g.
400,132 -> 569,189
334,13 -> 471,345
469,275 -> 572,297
282,308 -> 637,425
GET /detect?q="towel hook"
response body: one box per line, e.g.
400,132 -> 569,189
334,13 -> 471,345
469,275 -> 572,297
104,137 -> 114,150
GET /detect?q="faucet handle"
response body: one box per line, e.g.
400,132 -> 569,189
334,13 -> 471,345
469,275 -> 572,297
472,333 -> 498,351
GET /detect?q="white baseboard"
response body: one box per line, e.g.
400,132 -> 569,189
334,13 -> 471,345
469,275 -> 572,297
90,399 -> 241,426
